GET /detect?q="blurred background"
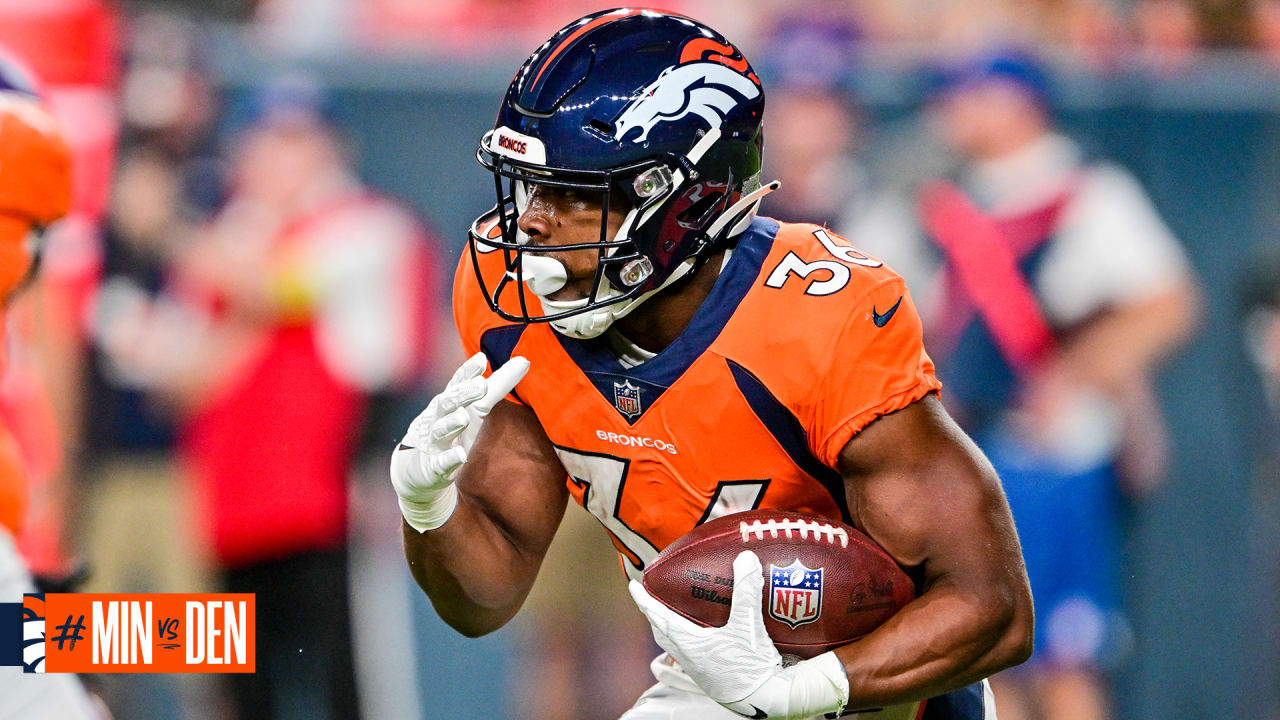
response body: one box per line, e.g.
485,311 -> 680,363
0,0 -> 1278,718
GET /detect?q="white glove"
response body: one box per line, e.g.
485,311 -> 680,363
390,352 -> 530,532
629,551 -> 850,720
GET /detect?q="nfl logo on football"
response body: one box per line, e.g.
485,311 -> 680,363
769,559 -> 823,629
614,380 -> 643,419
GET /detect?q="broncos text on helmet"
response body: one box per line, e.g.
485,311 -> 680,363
468,8 -> 776,339
0,48 -> 72,303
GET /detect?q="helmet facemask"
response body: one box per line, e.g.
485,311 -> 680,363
469,127 -> 741,338
469,121 -> 780,339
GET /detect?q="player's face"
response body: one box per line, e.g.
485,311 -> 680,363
933,81 -> 1044,160
516,183 -> 628,302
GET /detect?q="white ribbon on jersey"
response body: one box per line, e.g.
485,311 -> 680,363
514,128 -> 779,339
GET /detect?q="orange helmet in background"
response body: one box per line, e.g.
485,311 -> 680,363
0,51 -> 72,302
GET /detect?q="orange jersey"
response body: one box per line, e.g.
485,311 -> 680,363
454,217 -> 941,579
0,421 -> 27,536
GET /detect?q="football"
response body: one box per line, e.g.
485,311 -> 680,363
642,509 -> 915,659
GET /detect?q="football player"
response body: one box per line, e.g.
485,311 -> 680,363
391,9 -> 1032,719
0,50 -> 100,720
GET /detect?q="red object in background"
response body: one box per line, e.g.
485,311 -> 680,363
918,180 -> 1067,375
643,510 -> 915,659
0,0 -> 119,225
0,0 -> 118,87
182,324 -> 364,568
180,195 -> 437,568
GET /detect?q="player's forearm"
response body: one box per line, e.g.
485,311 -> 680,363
401,496 -> 542,637
832,575 -> 1033,708
1056,281 -> 1198,393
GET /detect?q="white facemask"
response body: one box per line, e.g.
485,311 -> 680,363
515,180 -> 778,340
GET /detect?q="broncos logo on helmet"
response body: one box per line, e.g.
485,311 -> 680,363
613,62 -> 761,145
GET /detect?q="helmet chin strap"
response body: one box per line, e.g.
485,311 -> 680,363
540,255 -> 699,339
525,179 -> 780,340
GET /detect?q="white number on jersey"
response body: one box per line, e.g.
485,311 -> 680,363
555,447 -> 770,582
764,228 -> 882,295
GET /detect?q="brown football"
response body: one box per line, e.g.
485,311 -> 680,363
642,509 -> 915,659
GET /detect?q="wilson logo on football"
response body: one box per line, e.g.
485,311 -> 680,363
612,38 -> 760,145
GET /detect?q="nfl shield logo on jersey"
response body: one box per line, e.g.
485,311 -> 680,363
768,559 -> 823,629
613,380 -> 642,419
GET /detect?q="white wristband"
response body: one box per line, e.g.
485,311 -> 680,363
398,483 -> 459,533
730,651 -> 849,720
787,651 -> 849,718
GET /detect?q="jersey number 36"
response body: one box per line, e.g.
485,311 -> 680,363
764,228 -> 881,296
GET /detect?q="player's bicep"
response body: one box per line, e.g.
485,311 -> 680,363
455,398 -> 569,563
805,275 -> 942,467
836,395 -> 1025,594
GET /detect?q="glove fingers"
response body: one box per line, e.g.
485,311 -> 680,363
429,407 -> 471,444
436,377 -> 487,414
403,395 -> 441,444
472,356 -> 531,416
729,551 -> 765,627
629,579 -> 702,637
449,352 -> 489,386
427,445 -> 467,480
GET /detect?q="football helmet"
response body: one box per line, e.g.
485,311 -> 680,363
468,8 -> 776,339
0,49 -> 71,302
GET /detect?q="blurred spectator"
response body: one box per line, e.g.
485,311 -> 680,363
1134,0 -> 1204,68
848,48 -> 1199,720
83,148 -> 218,717
1241,244 -> 1280,720
1253,0 -> 1280,63
1244,247 -> 1280,408
74,15 -> 229,716
760,12 -> 867,229
95,78 -> 438,720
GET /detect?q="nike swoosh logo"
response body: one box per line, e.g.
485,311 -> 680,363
397,443 -> 415,451
872,296 -> 902,327
745,707 -> 768,719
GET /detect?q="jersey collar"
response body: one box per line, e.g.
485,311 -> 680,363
554,216 -> 779,424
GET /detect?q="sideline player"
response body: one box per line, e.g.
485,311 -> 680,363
391,10 -> 1032,719
0,50 -> 100,720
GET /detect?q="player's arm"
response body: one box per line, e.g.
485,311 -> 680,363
393,355 -> 569,637
831,392 -> 1033,706
630,393 -> 1031,720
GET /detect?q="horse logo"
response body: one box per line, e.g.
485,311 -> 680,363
613,61 -> 760,145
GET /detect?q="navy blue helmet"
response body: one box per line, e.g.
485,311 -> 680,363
468,8 -> 772,338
